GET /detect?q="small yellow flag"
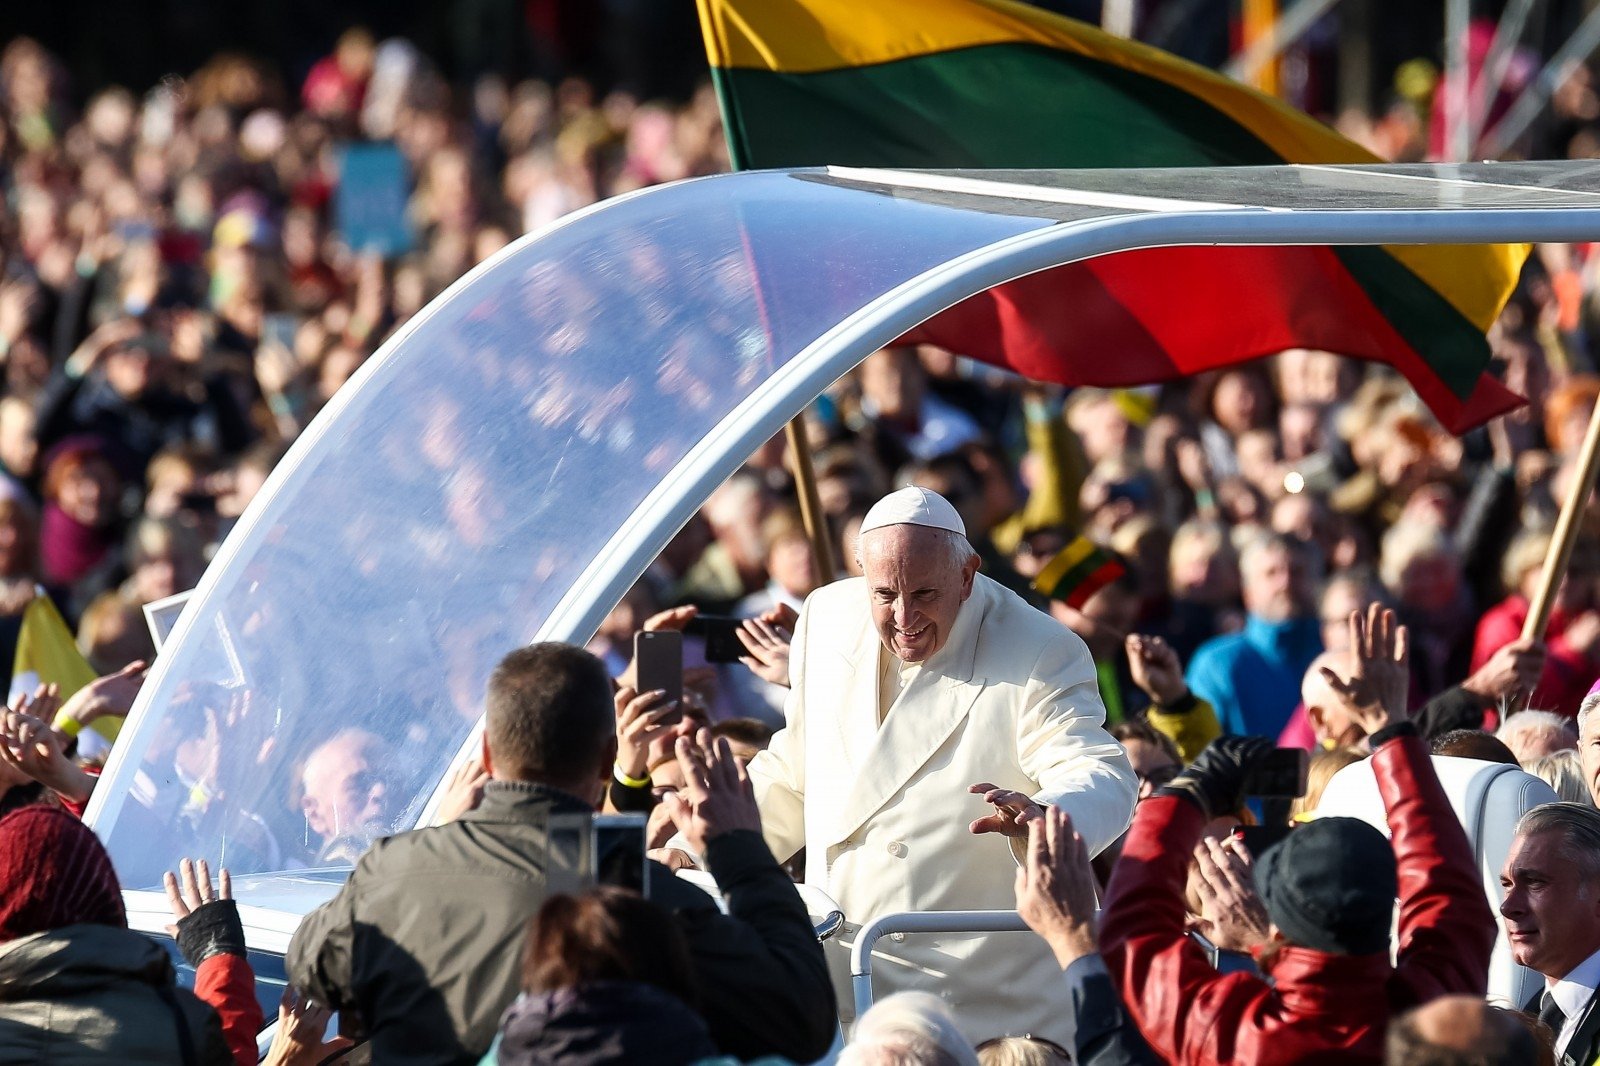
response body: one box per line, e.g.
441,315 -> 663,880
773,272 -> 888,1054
12,593 -> 111,741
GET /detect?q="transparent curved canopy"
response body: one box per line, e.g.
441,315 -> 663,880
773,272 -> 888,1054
87,161 -> 1600,898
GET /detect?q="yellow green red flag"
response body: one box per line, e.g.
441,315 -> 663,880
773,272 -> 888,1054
697,0 -> 1529,433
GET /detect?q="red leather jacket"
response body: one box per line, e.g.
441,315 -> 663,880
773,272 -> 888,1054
1099,731 -> 1495,1065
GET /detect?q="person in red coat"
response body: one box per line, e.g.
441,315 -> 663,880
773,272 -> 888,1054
1471,532 -> 1600,718
1099,607 -> 1496,1065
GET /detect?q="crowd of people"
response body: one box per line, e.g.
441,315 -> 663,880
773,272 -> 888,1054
7,18 -> 1600,1066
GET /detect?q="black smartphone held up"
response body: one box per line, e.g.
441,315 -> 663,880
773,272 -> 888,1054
1232,823 -> 1294,860
593,813 -> 651,898
684,615 -> 747,664
1241,747 -> 1309,798
634,630 -> 683,706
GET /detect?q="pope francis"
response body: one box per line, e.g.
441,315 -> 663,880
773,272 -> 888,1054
747,486 -> 1137,1044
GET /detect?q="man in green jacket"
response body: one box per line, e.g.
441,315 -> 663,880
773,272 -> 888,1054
287,642 -> 836,1066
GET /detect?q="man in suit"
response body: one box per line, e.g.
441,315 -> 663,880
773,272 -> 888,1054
1501,802 -> 1600,1066
735,486 -> 1137,1043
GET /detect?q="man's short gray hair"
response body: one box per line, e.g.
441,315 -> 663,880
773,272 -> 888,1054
1515,802 -> 1600,881
1238,531 -> 1301,579
856,525 -> 977,575
836,991 -> 980,1066
1579,690 -> 1600,738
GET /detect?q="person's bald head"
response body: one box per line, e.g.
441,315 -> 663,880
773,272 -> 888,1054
1302,651 -> 1361,748
1386,995 -> 1546,1065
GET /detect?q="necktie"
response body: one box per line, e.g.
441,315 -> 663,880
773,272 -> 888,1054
1539,990 -> 1567,1041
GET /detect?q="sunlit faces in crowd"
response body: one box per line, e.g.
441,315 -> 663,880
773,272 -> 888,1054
44,445 -> 120,530
1067,389 -> 1139,466
1378,521 -> 1462,616
1168,521 -> 1240,606
1239,534 -> 1316,623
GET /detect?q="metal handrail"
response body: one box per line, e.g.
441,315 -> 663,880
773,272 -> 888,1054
849,910 -> 1031,1019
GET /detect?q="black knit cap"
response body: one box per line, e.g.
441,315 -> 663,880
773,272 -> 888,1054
1255,816 -> 1398,956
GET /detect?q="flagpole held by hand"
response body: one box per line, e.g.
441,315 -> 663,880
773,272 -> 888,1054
1522,397 -> 1600,641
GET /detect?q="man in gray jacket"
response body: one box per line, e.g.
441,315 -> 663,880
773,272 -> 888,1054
287,642 -> 835,1066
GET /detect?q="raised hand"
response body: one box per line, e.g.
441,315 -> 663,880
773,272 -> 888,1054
1014,805 -> 1099,968
968,781 -> 1044,838
661,732 -> 763,854
433,756 -> 490,825
1191,835 -> 1270,953
0,697 -> 93,803
262,987 -> 354,1066
614,685 -> 681,781
58,661 -> 148,732
738,617 -> 793,687
1317,603 -> 1410,735
1126,634 -> 1188,704
163,857 -> 249,969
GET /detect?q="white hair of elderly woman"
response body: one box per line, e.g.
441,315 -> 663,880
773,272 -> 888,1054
835,991 -> 982,1066
1496,709 -> 1577,767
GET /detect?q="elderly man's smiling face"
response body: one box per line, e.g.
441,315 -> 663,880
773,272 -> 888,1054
861,525 -> 979,663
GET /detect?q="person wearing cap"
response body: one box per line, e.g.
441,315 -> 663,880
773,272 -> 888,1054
1098,606 -> 1496,1065
729,485 -> 1136,1043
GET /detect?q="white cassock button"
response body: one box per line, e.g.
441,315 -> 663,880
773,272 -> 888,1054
887,841 -> 907,858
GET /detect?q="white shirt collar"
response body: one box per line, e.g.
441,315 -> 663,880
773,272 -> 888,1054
1547,946 -> 1600,1051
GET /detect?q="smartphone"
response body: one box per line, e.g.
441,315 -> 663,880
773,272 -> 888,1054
1242,748 -> 1309,798
634,631 -> 683,706
1232,823 -> 1294,860
593,813 -> 650,898
685,615 -> 747,664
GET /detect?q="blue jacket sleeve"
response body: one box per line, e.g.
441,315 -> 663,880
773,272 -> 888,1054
1063,953 -> 1162,1066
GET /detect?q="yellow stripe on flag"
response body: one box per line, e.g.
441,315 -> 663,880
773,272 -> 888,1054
1033,535 -> 1097,593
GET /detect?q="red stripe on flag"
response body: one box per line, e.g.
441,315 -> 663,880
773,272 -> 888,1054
900,244 -> 1521,433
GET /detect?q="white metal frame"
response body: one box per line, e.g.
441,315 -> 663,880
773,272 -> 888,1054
849,910 -> 1032,1019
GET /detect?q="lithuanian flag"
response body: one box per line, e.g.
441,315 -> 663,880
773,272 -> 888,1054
697,0 -> 1529,433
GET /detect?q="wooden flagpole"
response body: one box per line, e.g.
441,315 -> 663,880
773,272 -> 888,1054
785,415 -> 837,582
1523,398 -> 1600,640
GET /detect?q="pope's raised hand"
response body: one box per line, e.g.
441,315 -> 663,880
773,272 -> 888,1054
968,781 -> 1044,838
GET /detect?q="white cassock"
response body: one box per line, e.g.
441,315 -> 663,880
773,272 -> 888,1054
749,572 -> 1137,1044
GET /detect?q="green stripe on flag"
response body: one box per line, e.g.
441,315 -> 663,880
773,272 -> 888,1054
714,44 -> 1285,171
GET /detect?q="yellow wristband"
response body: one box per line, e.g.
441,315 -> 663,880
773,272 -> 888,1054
54,712 -> 83,738
613,765 -> 651,789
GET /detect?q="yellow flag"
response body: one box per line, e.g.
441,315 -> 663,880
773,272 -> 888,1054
12,594 -> 112,741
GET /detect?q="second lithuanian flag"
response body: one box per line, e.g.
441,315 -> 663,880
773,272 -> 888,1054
697,0 -> 1529,433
